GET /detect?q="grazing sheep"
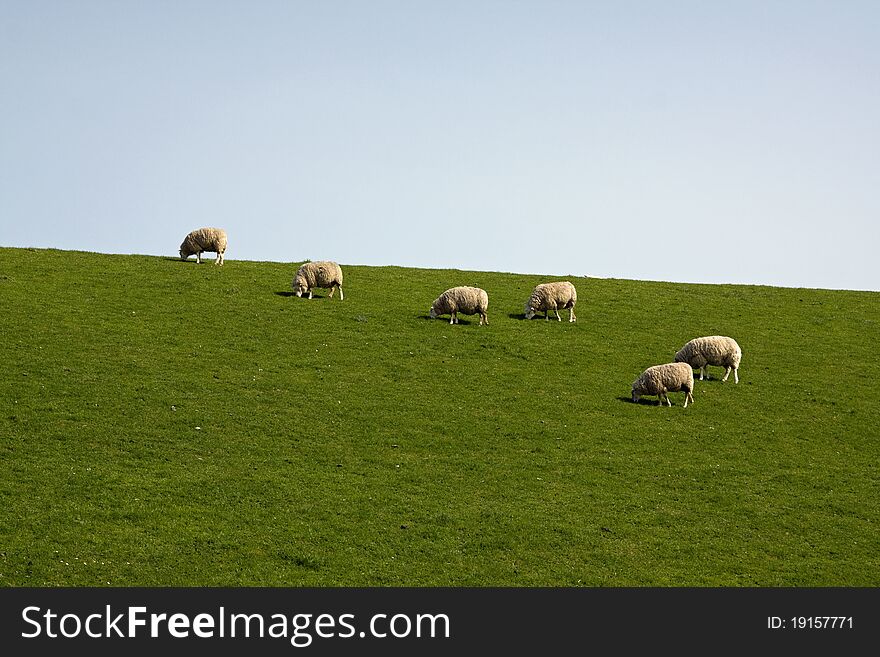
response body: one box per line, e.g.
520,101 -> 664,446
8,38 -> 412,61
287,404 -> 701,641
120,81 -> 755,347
524,281 -> 578,322
632,362 -> 695,407
430,286 -> 489,325
179,227 -> 227,265
674,336 -> 742,383
292,261 -> 344,300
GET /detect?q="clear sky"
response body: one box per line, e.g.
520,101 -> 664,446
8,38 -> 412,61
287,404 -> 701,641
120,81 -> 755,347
2,1 -> 878,290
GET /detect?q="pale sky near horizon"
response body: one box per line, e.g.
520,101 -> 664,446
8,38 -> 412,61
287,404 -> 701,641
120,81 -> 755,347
2,1 -> 878,291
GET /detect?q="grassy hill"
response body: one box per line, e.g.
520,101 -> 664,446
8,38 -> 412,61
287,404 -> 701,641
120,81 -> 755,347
1,246 -> 878,586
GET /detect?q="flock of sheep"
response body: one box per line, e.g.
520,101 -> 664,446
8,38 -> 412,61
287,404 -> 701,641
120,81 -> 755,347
632,336 -> 742,408
179,227 -> 743,408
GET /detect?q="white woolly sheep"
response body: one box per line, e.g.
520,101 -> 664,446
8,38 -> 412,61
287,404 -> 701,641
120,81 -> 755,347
631,362 -> 695,407
674,335 -> 742,383
179,227 -> 227,265
292,261 -> 344,300
430,286 -> 489,325
524,281 -> 578,322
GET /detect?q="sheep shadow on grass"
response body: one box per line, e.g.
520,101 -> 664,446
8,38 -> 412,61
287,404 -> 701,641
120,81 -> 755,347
511,313 -> 574,321
274,291 -> 338,299
616,396 -> 673,406
167,257 -> 225,266
694,376 -> 726,383
420,315 -> 483,325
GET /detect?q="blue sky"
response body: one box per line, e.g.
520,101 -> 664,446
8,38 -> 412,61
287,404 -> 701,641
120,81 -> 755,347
2,1 -> 878,290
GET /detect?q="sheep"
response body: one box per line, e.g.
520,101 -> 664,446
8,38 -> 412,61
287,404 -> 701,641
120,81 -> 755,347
179,227 -> 227,265
523,281 -> 578,322
631,362 -> 695,407
292,261 -> 344,300
674,335 -> 742,383
429,286 -> 489,325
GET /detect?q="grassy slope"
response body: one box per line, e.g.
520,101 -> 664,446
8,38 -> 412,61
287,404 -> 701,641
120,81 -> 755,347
1,247 -> 878,586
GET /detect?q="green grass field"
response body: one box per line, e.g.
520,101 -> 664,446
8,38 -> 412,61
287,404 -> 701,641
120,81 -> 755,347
1,247 -> 878,586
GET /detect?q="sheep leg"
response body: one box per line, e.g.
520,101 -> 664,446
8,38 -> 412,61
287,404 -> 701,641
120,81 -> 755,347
722,367 -> 731,382
338,286 -> 344,301
308,290 -> 313,299
734,368 -> 738,384
569,307 -> 576,322
329,286 -> 335,298
699,366 -> 706,380
195,252 -> 202,264
480,312 -> 488,325
449,312 -> 456,325
554,308 -> 562,321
